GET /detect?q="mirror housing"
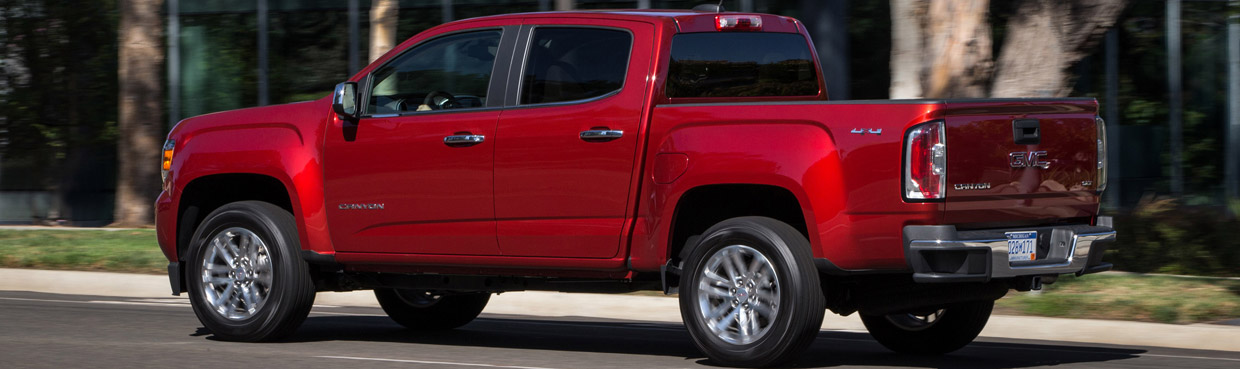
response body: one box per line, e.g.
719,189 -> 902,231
332,82 -> 358,118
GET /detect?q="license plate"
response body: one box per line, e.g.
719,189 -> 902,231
1006,231 -> 1037,262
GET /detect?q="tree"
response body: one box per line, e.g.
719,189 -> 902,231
891,0 -> 1127,98
114,0 -> 164,226
990,0 -> 1127,97
369,0 -> 399,62
890,0 -> 993,98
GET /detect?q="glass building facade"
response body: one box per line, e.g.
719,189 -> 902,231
0,0 -> 1236,224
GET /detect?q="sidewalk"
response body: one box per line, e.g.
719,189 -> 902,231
2,268 -> 1236,352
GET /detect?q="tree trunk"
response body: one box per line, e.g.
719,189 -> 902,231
923,0 -> 992,98
114,0 -> 164,227
990,0 -> 1127,97
369,0 -> 399,63
889,0 -> 925,99
889,0 -> 992,98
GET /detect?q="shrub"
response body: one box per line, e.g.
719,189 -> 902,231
1107,198 -> 1240,277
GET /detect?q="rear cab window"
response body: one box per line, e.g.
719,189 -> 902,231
520,27 -> 632,105
666,32 -> 820,99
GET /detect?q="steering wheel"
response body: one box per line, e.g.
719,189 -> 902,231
422,91 -> 461,110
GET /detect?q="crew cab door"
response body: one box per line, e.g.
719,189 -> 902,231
492,20 -> 653,258
323,27 -> 515,255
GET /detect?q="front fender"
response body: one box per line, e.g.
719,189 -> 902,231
163,100 -> 333,260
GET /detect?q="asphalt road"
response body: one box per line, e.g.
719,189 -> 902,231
2,291 -> 1238,369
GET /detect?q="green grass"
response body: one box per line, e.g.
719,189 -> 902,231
996,273 -> 1240,324
0,229 -> 166,274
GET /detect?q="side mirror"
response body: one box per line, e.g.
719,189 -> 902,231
332,82 -> 358,118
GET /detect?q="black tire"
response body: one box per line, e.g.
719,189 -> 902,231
375,289 -> 490,330
860,299 -> 994,355
679,217 -> 825,367
186,201 -> 315,342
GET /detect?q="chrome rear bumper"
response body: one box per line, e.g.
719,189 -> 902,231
903,217 -> 1116,283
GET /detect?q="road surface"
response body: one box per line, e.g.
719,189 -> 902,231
1,290 -> 1237,368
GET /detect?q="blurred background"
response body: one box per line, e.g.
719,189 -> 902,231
0,0 -> 1237,277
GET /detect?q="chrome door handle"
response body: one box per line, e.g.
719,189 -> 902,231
444,134 -> 485,146
579,130 -> 623,141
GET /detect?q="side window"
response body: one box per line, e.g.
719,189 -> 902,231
520,27 -> 631,105
367,30 -> 501,115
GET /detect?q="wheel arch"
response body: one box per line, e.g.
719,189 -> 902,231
666,184 -> 812,269
175,173 -> 296,264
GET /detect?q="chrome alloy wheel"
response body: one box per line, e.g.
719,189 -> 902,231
696,245 -> 781,345
201,227 -> 273,321
886,309 -> 946,331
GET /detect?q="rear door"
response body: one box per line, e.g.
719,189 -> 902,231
492,19 -> 654,258
942,99 -> 1101,226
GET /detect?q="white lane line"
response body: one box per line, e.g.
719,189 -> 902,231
967,344 -> 1240,362
310,311 -> 384,317
1137,353 -> 1240,362
0,296 -> 186,308
316,355 -> 558,369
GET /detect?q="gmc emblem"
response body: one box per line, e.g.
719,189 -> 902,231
1010,151 -> 1050,169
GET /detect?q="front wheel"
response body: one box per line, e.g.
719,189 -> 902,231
375,289 -> 490,330
679,217 -> 825,367
186,201 -> 316,341
860,300 -> 994,355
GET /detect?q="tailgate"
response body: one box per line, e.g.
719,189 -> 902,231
941,99 -> 1101,226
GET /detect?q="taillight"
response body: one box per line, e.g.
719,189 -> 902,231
716,15 -> 762,31
1096,116 -> 1108,192
904,121 -> 946,201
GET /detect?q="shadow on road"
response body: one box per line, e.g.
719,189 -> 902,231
220,315 -> 1147,368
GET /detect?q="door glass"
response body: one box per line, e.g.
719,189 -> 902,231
520,28 -> 631,104
367,30 -> 501,114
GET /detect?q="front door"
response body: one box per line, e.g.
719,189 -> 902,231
323,28 -> 507,255
493,20 -> 653,258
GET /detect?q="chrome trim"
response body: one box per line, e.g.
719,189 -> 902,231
579,130 -> 624,140
909,231 -> 1116,278
444,134 -> 486,145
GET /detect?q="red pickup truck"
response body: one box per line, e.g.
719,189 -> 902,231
155,9 -> 1115,367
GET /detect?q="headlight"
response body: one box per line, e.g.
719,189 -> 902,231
161,139 -> 175,183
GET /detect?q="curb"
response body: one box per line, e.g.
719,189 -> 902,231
2,268 -> 1236,352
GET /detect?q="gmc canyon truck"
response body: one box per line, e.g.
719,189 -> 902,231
155,9 -> 1116,367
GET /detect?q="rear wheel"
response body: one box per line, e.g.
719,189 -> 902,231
374,289 -> 490,330
860,300 -> 994,355
679,217 -> 825,367
186,201 -> 315,341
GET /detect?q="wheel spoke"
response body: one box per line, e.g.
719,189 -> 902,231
703,270 -> 729,285
714,306 -> 740,332
747,256 -> 764,278
730,251 -> 748,278
241,286 -> 258,309
755,290 -> 778,304
213,238 -> 235,267
700,284 -> 731,299
720,250 -> 740,281
738,310 -> 752,338
213,284 -> 235,308
753,303 -> 776,320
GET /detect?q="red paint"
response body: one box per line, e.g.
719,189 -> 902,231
155,10 -> 1103,280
